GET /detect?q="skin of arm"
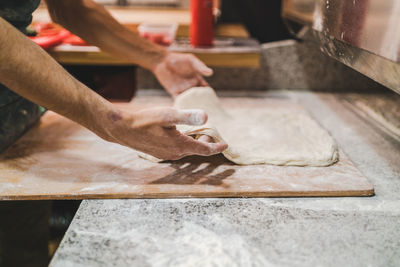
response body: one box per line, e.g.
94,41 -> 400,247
45,0 -> 213,96
0,17 -> 227,159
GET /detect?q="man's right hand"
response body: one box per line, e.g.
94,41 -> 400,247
0,17 -> 226,160
103,107 -> 228,160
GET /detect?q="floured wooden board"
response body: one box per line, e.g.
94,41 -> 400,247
0,97 -> 374,200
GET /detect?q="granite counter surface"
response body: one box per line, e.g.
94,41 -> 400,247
50,91 -> 400,267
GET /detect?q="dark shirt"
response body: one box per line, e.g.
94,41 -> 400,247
0,0 -> 42,153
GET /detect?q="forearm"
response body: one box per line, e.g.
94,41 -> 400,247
0,17 -> 117,140
45,0 -> 168,71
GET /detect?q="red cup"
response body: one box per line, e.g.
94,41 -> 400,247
190,0 -> 214,47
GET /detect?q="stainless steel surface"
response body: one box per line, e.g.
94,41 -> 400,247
342,92 -> 400,142
282,0 -> 400,93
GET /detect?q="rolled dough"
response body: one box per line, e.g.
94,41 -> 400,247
173,87 -> 338,166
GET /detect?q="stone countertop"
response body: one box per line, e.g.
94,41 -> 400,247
50,90 -> 400,267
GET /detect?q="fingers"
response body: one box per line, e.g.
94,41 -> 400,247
161,110 -> 228,158
161,108 -> 208,127
132,106 -> 228,160
197,135 -> 213,142
161,126 -> 227,159
186,137 -> 228,157
133,107 -> 206,128
172,76 -> 200,96
197,74 -> 210,87
191,56 -> 213,77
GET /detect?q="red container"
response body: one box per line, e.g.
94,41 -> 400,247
190,0 -> 214,47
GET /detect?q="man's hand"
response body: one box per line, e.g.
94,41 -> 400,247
105,107 -> 227,160
45,1 -> 213,97
152,52 -> 214,97
0,17 -> 226,161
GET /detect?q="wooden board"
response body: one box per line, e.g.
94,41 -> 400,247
0,97 -> 374,200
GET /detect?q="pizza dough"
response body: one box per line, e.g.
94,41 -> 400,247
173,87 -> 338,166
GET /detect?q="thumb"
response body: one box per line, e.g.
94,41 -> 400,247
191,57 -> 213,77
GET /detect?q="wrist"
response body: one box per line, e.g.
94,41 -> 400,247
139,43 -> 171,73
97,104 -> 126,143
78,96 -> 123,143
146,48 -> 170,72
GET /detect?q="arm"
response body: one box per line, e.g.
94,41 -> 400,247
0,17 -> 111,138
0,17 -> 226,159
45,0 -> 213,96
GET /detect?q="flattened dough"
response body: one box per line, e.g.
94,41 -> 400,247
173,87 -> 338,166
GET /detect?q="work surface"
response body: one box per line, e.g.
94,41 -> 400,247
50,91 -> 400,267
0,94 -> 373,200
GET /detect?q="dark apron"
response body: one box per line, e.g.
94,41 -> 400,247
0,3 -> 52,267
0,0 -> 42,153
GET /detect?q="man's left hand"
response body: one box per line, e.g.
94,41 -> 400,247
152,52 -> 213,97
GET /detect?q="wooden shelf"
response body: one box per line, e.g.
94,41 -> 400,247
33,6 -> 249,38
49,38 -> 260,68
35,6 -> 258,67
